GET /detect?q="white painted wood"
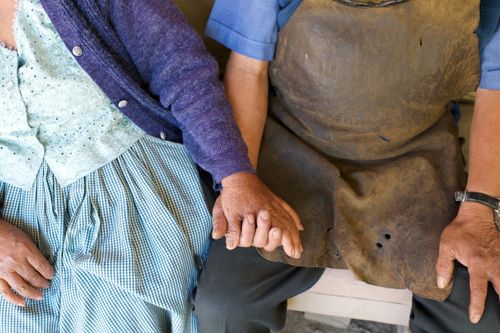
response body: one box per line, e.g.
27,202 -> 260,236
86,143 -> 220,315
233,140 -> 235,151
287,269 -> 413,327
306,269 -> 413,304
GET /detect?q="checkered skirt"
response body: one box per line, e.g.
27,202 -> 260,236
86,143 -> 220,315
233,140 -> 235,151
0,135 -> 212,332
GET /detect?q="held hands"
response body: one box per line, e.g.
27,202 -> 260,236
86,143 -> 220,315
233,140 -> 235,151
436,203 -> 499,324
213,172 -> 304,259
0,219 -> 55,307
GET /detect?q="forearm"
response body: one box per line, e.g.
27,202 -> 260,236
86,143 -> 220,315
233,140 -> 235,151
462,88 -> 500,213
224,52 -> 269,168
110,0 -> 254,182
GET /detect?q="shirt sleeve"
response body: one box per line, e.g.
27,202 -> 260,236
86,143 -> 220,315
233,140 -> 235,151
478,1 -> 500,90
205,0 -> 280,61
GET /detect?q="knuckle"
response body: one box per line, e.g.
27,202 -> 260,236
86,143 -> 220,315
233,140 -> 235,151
253,241 -> 265,248
14,283 -> 26,292
225,230 -> 239,238
212,220 -> 225,229
469,253 -> 487,267
470,284 -> 486,295
2,256 -> 17,267
258,219 -> 271,229
24,271 -> 37,282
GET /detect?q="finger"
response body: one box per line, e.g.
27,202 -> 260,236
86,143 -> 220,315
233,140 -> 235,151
263,227 -> 281,252
253,211 -> 271,248
212,199 -> 228,240
0,279 -> 25,307
225,217 -> 242,250
4,272 -> 43,301
435,244 -> 455,289
279,200 -> 303,231
289,226 -> 303,257
17,262 -> 50,289
257,210 -> 270,229
468,269 -> 488,324
281,229 -> 298,259
27,252 -> 54,280
239,214 -> 256,248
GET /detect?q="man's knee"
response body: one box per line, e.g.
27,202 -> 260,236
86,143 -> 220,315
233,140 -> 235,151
195,287 -> 284,332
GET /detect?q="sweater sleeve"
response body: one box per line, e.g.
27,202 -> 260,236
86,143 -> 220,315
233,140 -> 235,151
108,0 -> 254,182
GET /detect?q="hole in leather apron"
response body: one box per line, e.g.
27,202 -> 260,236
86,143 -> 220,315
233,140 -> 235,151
376,242 -> 383,248
384,233 -> 391,240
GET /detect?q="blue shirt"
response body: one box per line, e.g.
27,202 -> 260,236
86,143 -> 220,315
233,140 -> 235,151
206,0 -> 500,90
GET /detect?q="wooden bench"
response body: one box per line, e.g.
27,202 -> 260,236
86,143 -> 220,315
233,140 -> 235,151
287,268 -> 413,331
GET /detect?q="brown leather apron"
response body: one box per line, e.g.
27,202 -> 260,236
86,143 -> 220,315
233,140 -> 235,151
257,0 -> 480,300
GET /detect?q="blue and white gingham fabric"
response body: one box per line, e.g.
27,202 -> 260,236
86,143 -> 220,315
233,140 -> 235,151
0,135 -> 212,333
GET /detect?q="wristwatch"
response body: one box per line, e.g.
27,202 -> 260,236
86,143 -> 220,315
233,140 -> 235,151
454,190 -> 500,231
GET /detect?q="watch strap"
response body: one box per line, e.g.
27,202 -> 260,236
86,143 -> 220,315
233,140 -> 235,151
454,191 -> 500,210
454,191 -> 500,231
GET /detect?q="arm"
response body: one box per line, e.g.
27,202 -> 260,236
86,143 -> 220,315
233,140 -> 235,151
108,0 -> 253,183
213,52 -> 290,251
206,0 -> 305,251
108,0 -> 302,257
436,89 -> 500,324
224,52 -> 269,168
436,5 -> 500,323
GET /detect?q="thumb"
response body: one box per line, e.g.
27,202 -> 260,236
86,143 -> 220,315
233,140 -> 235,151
436,243 -> 456,289
212,198 -> 228,240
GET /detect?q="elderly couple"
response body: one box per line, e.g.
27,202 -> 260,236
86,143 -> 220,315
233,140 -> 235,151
0,0 -> 498,332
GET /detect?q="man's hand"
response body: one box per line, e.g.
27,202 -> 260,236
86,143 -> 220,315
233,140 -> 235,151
436,203 -> 499,324
0,219 -> 55,307
214,172 -> 303,259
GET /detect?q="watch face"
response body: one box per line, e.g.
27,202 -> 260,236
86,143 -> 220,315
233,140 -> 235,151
335,0 -> 410,7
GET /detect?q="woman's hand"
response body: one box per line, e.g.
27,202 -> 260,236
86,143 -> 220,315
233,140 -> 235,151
0,219 -> 54,307
214,172 -> 303,259
436,203 -> 499,324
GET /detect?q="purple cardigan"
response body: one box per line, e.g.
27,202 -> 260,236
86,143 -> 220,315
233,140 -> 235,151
40,0 -> 254,183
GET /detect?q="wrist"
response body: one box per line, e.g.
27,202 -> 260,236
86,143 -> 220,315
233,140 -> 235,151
457,201 -> 494,218
221,171 -> 258,188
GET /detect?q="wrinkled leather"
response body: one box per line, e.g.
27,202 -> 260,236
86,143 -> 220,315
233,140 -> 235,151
258,0 -> 480,301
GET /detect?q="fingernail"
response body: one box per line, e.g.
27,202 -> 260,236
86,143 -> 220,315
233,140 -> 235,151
437,277 -> 447,289
260,211 -> 270,221
18,302 -> 26,307
226,240 -> 236,250
470,314 -> 481,324
272,229 -> 281,239
36,296 -> 43,301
